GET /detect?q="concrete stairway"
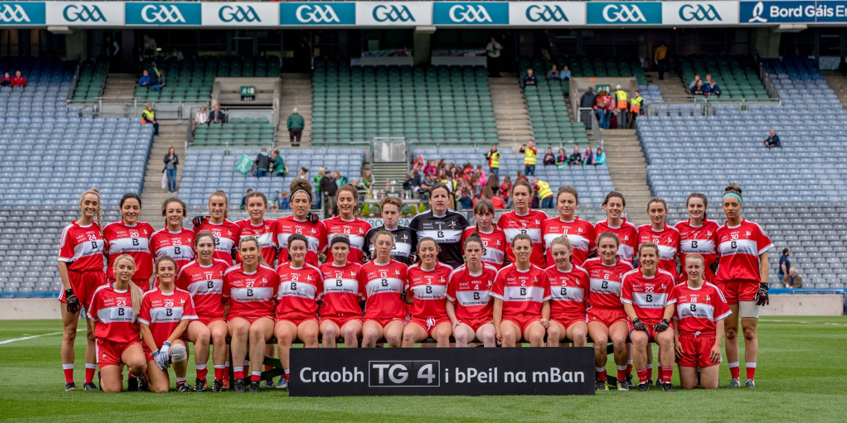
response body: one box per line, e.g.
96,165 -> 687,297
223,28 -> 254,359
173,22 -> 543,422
600,128 -> 652,226
489,74 -> 534,145
101,73 -> 138,102
822,71 -> 847,110
371,162 -> 409,195
275,73 -> 313,147
139,120 -> 190,225
646,71 -> 690,103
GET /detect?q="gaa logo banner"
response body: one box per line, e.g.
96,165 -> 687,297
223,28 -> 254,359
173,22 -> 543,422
358,3 -> 432,26
663,2 -> 739,25
433,2 -> 509,25
0,2 -> 45,25
281,3 -> 355,25
126,2 -> 201,26
47,2 -> 123,27
586,2 -> 662,24
203,3 -> 278,27
509,2 -> 586,26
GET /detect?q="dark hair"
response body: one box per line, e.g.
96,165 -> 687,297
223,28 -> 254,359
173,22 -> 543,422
782,248 -> 790,255
597,232 -> 620,247
724,183 -> 743,198
289,179 -> 313,201
287,233 -> 309,251
686,193 -> 709,219
603,191 -> 626,208
638,242 -> 660,258
429,182 -> 451,198
511,180 -> 533,197
473,197 -> 495,215
245,191 -> 267,206
646,197 -> 668,213
556,186 -> 579,204
193,230 -> 215,247
511,233 -> 533,248
464,234 -> 484,251
336,183 -> 359,202
417,236 -> 441,253
120,193 -> 142,209
161,197 -> 187,217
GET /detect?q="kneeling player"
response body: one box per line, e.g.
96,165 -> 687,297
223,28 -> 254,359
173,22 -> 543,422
545,236 -> 589,347
446,236 -> 498,347
360,230 -> 408,348
491,234 -> 551,347
403,238 -> 453,347
622,242 -> 677,392
319,235 -> 364,348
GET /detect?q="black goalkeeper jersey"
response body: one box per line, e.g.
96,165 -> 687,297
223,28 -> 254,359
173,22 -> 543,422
409,210 -> 469,268
363,225 -> 417,266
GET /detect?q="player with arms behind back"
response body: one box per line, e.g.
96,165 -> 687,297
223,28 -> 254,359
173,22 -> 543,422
447,236 -> 498,347
360,231 -> 408,348
545,236 -> 590,348
543,186 -> 596,267
324,185 -> 372,265
594,192 -> 638,263
637,197 -> 680,279
403,237 -> 454,347
318,235 -> 365,348
462,198 -> 506,269
103,193 -> 154,290
193,190 -> 241,265
363,197 -> 417,265
151,198 -> 196,272
498,181 -> 548,267
274,179 -> 326,267
674,193 -> 719,283
409,183 -> 469,268
235,192 -> 277,265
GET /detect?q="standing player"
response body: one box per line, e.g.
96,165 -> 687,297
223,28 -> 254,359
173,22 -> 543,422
324,185 -> 372,264
235,192 -> 277,265
409,183 -> 469,268
621,242 -> 677,392
274,234 -> 322,390
715,183 -> 772,389
498,181 -> 548,268
491,234 -> 551,348
545,236 -> 590,348
151,198 -> 196,271
675,193 -> 720,283
360,231 -> 408,348
446,236 -> 498,347
542,186 -> 596,267
674,254 -> 730,389
58,187 -> 106,391
103,193 -> 154,290
139,256 -> 198,393
402,238 -> 454,347
318,235 -> 364,348
461,198 -> 506,269
637,197 -> 680,279
224,237 -> 279,393
87,255 -> 147,393
175,231 -> 230,392
595,192 -> 638,263
274,179 -> 326,267
584,233 -> 634,391
193,190 -> 240,265
364,197 -> 417,265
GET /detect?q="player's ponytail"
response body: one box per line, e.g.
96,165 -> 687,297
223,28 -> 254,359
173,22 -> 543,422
113,254 -> 143,316
79,187 -> 102,235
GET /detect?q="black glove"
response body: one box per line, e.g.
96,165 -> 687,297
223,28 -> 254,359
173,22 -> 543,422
192,215 -> 206,228
632,318 -> 647,332
653,318 -> 670,333
756,283 -> 769,306
65,289 -> 80,314
306,212 -> 320,224
231,246 -> 238,261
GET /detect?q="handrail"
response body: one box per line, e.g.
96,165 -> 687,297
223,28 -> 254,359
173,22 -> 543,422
66,56 -> 81,104
590,109 -> 602,150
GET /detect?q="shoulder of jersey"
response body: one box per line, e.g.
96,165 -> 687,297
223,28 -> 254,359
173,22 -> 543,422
623,220 -> 638,230
223,264 -> 242,275
90,283 -> 111,298
704,282 -> 728,300
174,287 -> 192,296
621,260 -> 635,269
482,263 -> 499,273
583,257 -> 602,265
304,263 -> 323,274
621,268 -> 641,280
259,264 -> 276,273
59,223 -> 75,244
435,262 -> 454,272
667,225 -> 680,234
573,264 -> 588,274
102,221 -> 122,232
448,264 -> 467,279
142,288 -> 159,298
657,269 -> 676,280
495,263 -> 515,277
408,263 -> 421,271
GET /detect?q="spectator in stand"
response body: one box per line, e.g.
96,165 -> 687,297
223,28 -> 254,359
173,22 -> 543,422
405,169 -> 422,198
209,104 -> 226,124
654,40 -> 669,80
11,70 -> 27,88
320,169 -> 338,217
543,147 -> 556,166
689,74 -> 701,91
270,149 -> 287,177
482,186 -> 505,210
279,191 -> 290,211
138,70 -> 159,92
165,47 -> 184,61
777,248 -> 790,282
595,90 -> 612,129
704,74 -> 713,86
522,68 -> 538,88
516,171 -> 528,183
271,190 -> 283,211
782,267 -> 802,289
287,107 -> 305,147
0,72 -> 10,87
240,189 -> 253,210
691,80 -> 705,96
352,178 -> 368,199
312,167 -> 325,208
583,146 -> 594,165
594,147 -> 606,166
485,145 -> 500,176
142,34 -> 157,57
560,66 -> 572,81
296,166 -> 309,181
424,160 -> 437,178
475,165 -> 487,188
361,169 -> 375,197
556,148 -> 567,166
567,146 -> 583,166
163,146 -> 178,193
147,62 -> 161,89
534,177 -> 554,209
629,90 -> 644,129
333,170 -> 348,187
519,140 -> 537,176
547,64 -> 560,81
459,185 -> 474,210
500,175 -> 512,203
254,148 -> 271,178
580,86 -> 596,109
764,129 -> 781,149
705,80 -> 721,97
420,172 -> 437,201
486,36 -> 502,77
141,104 -> 159,136
194,106 -> 208,126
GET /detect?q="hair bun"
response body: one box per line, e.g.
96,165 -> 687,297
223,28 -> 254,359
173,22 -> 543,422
724,183 -> 743,196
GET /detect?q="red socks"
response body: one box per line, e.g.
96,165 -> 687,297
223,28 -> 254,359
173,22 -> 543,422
251,371 -> 262,382
595,368 -> 607,381
84,363 -> 96,384
234,367 -> 244,381
214,365 -> 225,382
284,369 -> 290,382
657,364 -> 664,382
729,362 -> 740,379
662,366 -> 674,384
196,365 -> 208,382
616,365 -> 627,384
637,368 -> 649,384
746,362 -> 757,381
63,364 -> 74,383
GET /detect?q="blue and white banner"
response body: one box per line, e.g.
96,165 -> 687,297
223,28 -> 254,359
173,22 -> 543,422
0,2 -> 45,25
663,2 -> 738,25
280,3 -> 355,26
357,3 -> 432,26
509,2 -> 586,26
740,1 -> 847,23
126,2 -> 201,26
433,2 -> 509,25
203,3 -> 277,27
47,2 -> 123,27
586,2 -> 663,24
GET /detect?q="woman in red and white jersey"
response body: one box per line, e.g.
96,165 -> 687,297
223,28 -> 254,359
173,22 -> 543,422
223,236 -> 279,393
87,254 -> 146,393
324,184 -> 372,265
715,183 -> 773,389
360,230 -> 408,348
193,190 -> 241,265
674,193 -> 720,283
274,234 -> 323,390
104,193 -> 154,290
461,198 -> 506,269
583,232 -> 634,391
318,235 -> 364,348
491,234 -> 551,348
402,237 -> 454,347
543,186 -> 596,267
594,191 -> 638,263
236,192 -> 277,265
673,254 -> 730,390
545,236 -> 589,348
446,235 -> 498,347
150,198 -> 195,271
498,181 -> 548,267
273,179 -> 327,267
58,187 -> 106,391
139,256 -> 198,393
175,231 -> 230,392
637,197 -> 680,279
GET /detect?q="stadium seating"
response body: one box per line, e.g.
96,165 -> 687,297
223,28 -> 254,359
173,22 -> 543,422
678,56 -> 769,100
521,57 -> 648,88
192,117 -> 276,148
71,58 -> 108,104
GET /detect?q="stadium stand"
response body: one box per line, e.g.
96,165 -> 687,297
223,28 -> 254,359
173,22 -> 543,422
192,117 -> 276,148
678,55 -> 769,100
71,58 -> 108,104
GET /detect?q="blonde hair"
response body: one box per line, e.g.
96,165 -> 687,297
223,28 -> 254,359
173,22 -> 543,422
208,190 -> 229,218
112,254 -> 144,316
550,235 -> 573,252
79,187 -> 102,234
638,242 -> 660,258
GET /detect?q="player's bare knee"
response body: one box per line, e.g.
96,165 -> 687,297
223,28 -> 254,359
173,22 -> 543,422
385,333 -> 401,346
742,326 -> 757,341
85,330 -> 96,343
725,326 -> 738,340
547,326 -> 563,340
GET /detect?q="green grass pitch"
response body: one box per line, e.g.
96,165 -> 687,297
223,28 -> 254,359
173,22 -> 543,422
1,316 -> 846,422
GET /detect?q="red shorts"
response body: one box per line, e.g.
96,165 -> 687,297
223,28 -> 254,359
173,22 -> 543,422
587,307 -> 628,328
320,315 -> 363,329
59,270 -> 107,311
459,317 -> 493,332
364,317 -> 406,328
407,317 -> 451,336
718,280 -> 758,305
502,314 -> 542,334
276,314 -> 319,327
551,315 -> 588,331
676,335 -> 720,368
197,315 -> 226,326
96,338 -> 140,368
629,320 -> 674,342
227,316 -> 274,324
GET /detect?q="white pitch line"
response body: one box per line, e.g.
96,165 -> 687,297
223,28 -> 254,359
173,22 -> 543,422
0,329 -> 83,345
762,319 -> 847,326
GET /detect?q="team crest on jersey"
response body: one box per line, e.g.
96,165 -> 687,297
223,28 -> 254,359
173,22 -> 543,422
577,228 -> 583,233
306,275 -> 313,281
399,234 -> 408,242
746,231 -> 752,237
706,295 -> 710,301
706,231 -> 713,237
653,236 -> 661,244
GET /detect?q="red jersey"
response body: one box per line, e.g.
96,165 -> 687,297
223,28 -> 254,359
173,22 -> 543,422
273,216 -> 327,267
150,227 -> 196,271
594,219 -> 638,263
545,265 -> 590,319
715,219 -> 773,284
406,262 -> 453,319
620,269 -> 677,322
542,217 -> 596,267
323,216 -> 372,265
446,263 -> 498,321
103,221 -> 154,280
58,221 -> 105,272
176,259 -> 229,319
222,265 -> 279,319
196,219 -> 241,265
674,219 -> 720,282
490,264 -> 551,318
88,284 -> 140,343
498,210 -> 548,267
673,282 -> 731,336
138,287 -> 197,349
637,224 -> 681,279
582,257 -> 633,310
235,219 -> 277,265
462,225 -> 507,268
358,260 -> 408,320
276,262 -> 323,319
318,262 -> 364,318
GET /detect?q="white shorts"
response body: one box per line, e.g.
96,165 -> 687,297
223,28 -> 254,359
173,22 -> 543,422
738,301 -> 759,319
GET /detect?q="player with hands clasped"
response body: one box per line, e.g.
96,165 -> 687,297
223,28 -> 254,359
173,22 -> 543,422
403,238 -> 454,347
461,198 -> 506,269
193,190 -> 241,265
324,185 -> 372,265
544,236 -> 590,348
151,198 -> 196,272
318,235 -> 365,348
542,186 -> 596,267
274,179 -> 326,267
360,231 -> 408,348
446,235 -> 498,347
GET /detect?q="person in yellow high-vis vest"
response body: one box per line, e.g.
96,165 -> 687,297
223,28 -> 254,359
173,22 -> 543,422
485,144 -> 501,176
534,177 -> 554,209
614,85 -> 628,130
520,140 -> 537,176
628,90 -> 644,129
141,104 -> 159,136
